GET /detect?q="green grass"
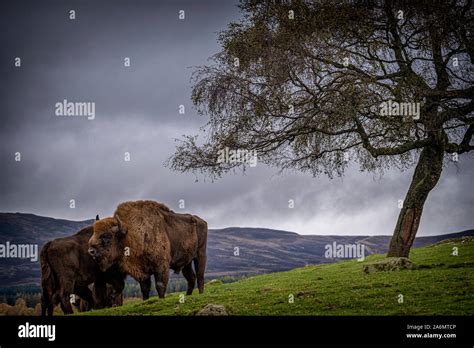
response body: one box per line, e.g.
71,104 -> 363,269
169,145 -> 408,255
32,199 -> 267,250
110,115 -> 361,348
80,237 -> 474,316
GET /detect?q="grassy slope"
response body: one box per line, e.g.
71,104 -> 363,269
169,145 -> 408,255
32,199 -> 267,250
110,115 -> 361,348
81,238 -> 474,316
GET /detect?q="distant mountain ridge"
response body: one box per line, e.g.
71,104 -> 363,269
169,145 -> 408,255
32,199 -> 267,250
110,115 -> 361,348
1,212 -> 473,286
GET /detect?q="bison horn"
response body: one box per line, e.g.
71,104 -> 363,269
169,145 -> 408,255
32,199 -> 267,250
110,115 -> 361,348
114,215 -> 127,235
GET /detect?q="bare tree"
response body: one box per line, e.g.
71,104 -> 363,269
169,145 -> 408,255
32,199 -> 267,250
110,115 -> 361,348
169,0 -> 473,257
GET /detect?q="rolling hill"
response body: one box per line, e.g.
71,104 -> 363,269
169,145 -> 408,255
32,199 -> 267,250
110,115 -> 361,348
81,237 -> 474,316
0,212 -> 473,286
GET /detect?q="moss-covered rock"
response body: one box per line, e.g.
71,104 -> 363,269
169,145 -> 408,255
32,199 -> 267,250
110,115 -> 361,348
196,304 -> 228,316
363,257 -> 415,273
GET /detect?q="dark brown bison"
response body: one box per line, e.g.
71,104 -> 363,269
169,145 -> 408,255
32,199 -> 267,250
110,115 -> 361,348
40,220 -> 126,316
88,200 -> 208,298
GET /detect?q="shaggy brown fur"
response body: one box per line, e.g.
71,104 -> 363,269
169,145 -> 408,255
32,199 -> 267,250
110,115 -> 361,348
89,200 -> 208,298
40,225 -> 125,316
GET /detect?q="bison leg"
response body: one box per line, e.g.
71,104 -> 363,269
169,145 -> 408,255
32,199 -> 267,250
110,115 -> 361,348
194,253 -> 206,294
75,286 -> 94,312
110,277 -> 125,295
182,263 -> 196,296
139,277 -> 151,300
59,290 -> 74,315
41,294 -> 53,316
47,304 -> 54,316
154,265 -> 169,299
108,277 -> 125,307
78,298 -> 88,312
110,292 -> 123,307
92,280 -> 107,309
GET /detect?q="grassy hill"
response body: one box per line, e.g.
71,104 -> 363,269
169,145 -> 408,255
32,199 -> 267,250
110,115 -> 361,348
81,237 -> 474,316
2,212 -> 473,287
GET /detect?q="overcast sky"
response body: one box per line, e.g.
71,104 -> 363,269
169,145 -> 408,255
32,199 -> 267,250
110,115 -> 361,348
1,0 -> 473,236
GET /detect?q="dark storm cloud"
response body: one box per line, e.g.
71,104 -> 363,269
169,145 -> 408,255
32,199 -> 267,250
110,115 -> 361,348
0,0 -> 472,236
0,0 -> 235,125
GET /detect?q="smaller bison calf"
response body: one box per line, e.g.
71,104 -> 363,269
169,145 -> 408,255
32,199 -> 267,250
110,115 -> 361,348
40,220 -> 125,316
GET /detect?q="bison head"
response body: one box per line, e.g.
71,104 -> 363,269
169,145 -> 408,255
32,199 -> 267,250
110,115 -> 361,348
88,216 -> 127,271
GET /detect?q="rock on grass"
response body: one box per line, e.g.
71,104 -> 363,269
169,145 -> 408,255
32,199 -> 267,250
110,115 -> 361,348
196,304 -> 228,316
363,257 -> 416,273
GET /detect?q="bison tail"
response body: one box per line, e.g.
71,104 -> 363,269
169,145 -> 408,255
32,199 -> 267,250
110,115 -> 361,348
40,242 -> 56,316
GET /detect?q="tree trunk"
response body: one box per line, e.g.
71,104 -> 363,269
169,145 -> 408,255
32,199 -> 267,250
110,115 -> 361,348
387,145 -> 444,257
